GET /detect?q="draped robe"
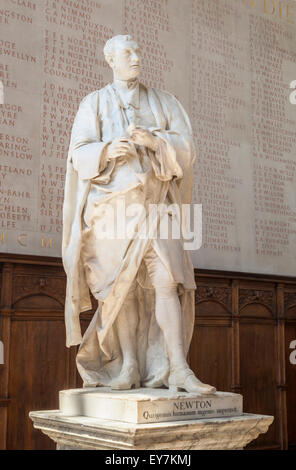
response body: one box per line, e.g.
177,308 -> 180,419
62,82 -> 197,387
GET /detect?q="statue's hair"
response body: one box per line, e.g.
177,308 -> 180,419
103,35 -> 134,62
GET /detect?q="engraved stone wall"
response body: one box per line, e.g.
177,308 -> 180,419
0,0 -> 295,276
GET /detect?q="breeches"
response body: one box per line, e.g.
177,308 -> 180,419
81,219 -> 180,300
126,243 -> 178,301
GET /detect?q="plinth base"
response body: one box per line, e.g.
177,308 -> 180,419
59,387 -> 243,424
29,410 -> 273,450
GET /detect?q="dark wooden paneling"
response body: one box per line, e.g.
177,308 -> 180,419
190,284 -> 232,392
240,320 -> 278,448
190,323 -> 232,393
285,317 -> 296,448
0,254 -> 295,450
0,263 -> 12,450
0,258 -> 77,450
7,319 -> 69,450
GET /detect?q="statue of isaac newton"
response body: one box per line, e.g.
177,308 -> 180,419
62,34 -> 216,396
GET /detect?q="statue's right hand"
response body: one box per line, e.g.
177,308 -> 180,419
106,137 -> 134,159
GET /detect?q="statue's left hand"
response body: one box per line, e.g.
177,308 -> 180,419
128,126 -> 159,151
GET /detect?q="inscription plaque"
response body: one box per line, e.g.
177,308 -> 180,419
59,388 -> 243,424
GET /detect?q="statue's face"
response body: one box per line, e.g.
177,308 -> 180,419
109,39 -> 141,80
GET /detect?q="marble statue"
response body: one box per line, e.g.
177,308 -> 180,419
62,34 -> 216,395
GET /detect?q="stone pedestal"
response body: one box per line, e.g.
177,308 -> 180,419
29,388 -> 273,450
29,410 -> 273,450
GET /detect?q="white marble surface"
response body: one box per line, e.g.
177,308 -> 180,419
59,387 -> 242,424
29,409 -> 274,450
63,34 -> 216,398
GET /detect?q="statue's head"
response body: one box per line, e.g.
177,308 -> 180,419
104,35 -> 141,81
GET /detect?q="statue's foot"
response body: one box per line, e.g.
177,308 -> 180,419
168,367 -> 216,395
110,364 -> 141,390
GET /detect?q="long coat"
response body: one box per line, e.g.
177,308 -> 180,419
62,83 -> 197,386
